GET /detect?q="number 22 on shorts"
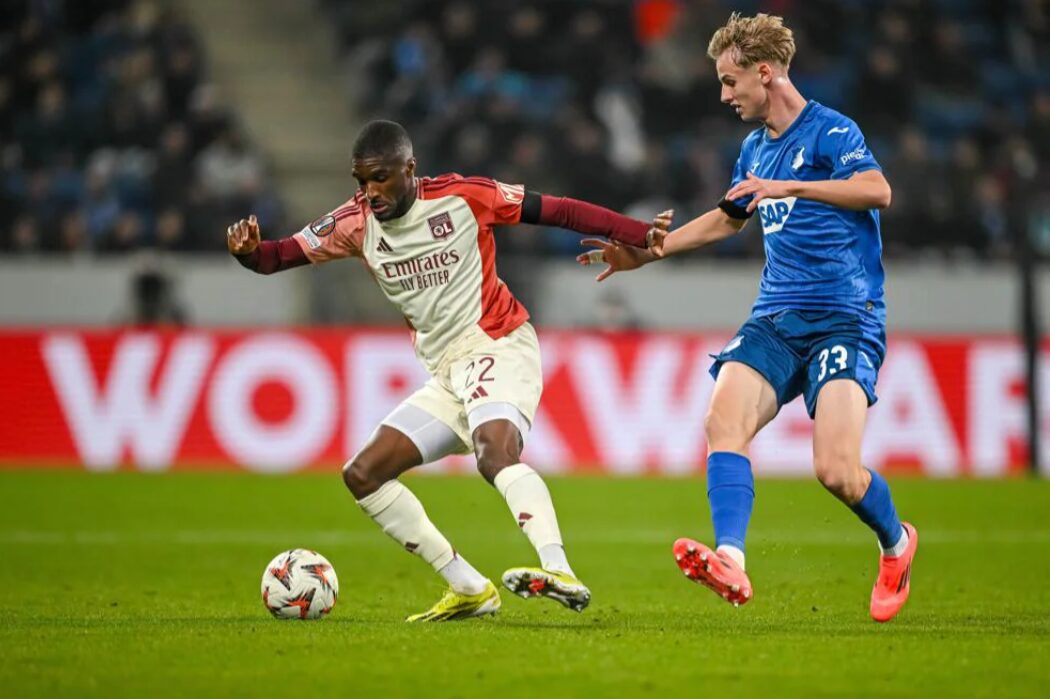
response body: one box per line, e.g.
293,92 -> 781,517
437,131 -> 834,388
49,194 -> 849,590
462,356 -> 496,391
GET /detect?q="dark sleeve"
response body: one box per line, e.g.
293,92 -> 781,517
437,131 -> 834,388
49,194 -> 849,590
717,198 -> 753,220
234,238 -> 309,275
520,191 -> 651,248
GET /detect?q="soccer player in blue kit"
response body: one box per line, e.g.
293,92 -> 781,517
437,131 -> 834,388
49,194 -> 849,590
579,13 -> 917,622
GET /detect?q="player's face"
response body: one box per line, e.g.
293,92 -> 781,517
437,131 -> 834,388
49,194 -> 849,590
352,155 -> 417,221
715,51 -> 770,122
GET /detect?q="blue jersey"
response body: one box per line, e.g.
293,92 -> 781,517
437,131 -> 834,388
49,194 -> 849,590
723,101 -> 885,331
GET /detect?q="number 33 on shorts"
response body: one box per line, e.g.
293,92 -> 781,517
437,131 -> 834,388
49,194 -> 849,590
815,344 -> 850,382
806,340 -> 880,400
801,337 -> 881,416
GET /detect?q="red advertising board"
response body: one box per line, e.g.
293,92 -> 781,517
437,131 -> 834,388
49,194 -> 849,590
0,328 -> 1042,476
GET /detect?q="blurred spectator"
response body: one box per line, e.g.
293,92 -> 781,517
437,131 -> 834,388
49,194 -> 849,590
592,289 -> 641,331
102,211 -> 146,253
8,215 -> 41,254
154,121 -> 193,208
57,210 -> 89,253
324,0 -> 1048,260
196,126 -> 262,199
0,0 -> 282,255
125,263 -> 188,326
856,46 -> 912,139
154,207 -> 188,251
5,0 -> 1048,261
81,164 -> 121,244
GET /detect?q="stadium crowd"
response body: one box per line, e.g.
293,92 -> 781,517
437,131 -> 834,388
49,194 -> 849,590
0,0 -> 283,255
2,0 -> 1048,261
328,0 -> 1050,260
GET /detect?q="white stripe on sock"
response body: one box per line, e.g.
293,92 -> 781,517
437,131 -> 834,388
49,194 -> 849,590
881,526 -> 909,557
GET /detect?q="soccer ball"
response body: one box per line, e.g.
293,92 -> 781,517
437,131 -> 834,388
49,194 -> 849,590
260,549 -> 339,620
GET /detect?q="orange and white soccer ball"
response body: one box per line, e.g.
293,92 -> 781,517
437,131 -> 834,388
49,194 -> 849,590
261,549 -> 339,620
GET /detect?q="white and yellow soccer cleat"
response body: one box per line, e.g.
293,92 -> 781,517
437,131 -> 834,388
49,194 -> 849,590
501,567 -> 591,612
405,581 -> 501,623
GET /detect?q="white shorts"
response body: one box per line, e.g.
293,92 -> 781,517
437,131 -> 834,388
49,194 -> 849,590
381,323 -> 543,462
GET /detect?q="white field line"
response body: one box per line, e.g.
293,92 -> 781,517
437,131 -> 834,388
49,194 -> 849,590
1,529 -> 1049,546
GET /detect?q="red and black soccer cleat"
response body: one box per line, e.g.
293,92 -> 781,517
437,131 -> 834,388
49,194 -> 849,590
673,537 -> 753,607
870,522 -> 918,623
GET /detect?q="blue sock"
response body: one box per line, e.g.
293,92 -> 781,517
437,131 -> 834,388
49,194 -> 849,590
850,468 -> 904,549
706,452 -> 755,552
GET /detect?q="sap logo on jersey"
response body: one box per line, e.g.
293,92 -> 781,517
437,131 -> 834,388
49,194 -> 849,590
758,196 -> 797,234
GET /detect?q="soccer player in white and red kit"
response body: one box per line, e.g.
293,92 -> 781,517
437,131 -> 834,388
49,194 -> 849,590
227,120 -> 660,621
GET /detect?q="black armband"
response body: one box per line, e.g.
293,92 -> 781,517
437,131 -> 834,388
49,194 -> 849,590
718,198 -> 753,220
520,190 -> 543,224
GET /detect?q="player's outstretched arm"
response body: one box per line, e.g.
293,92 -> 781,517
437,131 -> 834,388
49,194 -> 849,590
576,207 -> 744,281
656,207 -> 747,257
226,215 -> 309,275
575,209 -> 673,282
520,192 -> 657,249
725,170 -> 892,212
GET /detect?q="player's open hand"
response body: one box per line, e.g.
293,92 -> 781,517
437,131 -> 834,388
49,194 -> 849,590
577,238 -> 649,282
646,209 -> 673,258
226,215 -> 260,255
724,172 -> 792,213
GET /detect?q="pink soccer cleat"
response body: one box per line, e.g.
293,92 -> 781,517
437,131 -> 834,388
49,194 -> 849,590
870,522 -> 918,622
673,537 -> 753,606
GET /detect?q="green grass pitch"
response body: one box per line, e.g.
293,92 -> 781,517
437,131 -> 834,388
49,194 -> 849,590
0,471 -> 1047,698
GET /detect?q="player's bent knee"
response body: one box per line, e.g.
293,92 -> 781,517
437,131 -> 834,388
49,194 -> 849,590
342,457 -> 385,499
472,423 -> 522,482
813,460 -> 846,493
476,454 -> 519,482
813,453 -> 866,502
474,441 -> 520,481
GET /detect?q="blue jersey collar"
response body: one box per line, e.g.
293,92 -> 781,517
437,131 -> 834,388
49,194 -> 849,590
762,100 -> 817,144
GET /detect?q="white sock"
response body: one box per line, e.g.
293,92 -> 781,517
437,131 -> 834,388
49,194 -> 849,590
437,554 -> 489,595
881,526 -> 909,557
538,544 -> 572,576
494,463 -> 575,577
358,481 -> 488,592
717,544 -> 746,571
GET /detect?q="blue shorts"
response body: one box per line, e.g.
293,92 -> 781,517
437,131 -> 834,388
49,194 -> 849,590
709,309 -> 886,419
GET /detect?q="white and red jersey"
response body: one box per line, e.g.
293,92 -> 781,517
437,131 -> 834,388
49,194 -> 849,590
293,174 -> 529,373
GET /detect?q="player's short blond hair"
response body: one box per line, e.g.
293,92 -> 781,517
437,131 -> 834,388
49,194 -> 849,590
707,12 -> 796,69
